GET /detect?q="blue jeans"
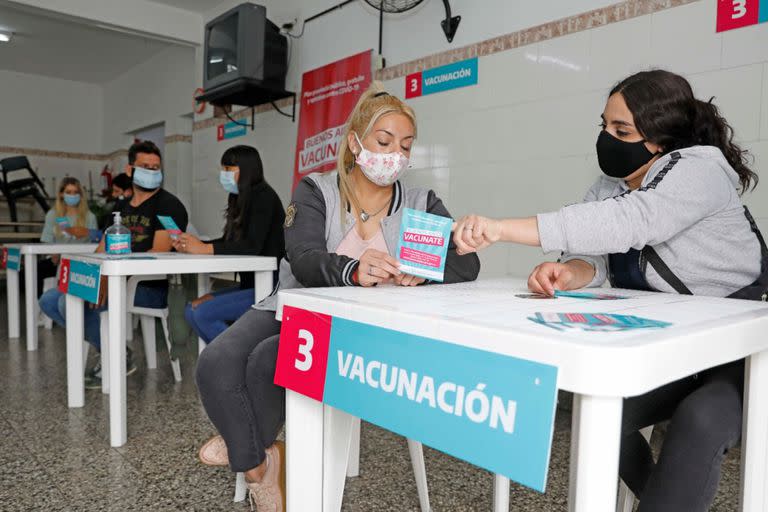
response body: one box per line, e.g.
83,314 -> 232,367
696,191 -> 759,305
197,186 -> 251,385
184,287 -> 255,344
39,284 -> 168,351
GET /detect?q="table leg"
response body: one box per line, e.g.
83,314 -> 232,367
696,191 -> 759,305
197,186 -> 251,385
740,350 -> 768,512
254,270 -> 273,303
65,294 -> 85,408
24,253 -> 38,351
568,393 -> 582,512
286,390 -> 323,512
492,474 -> 510,512
197,273 -> 210,353
323,405 -> 355,512
7,268 -> 20,339
570,394 -> 622,512
108,275 -> 127,447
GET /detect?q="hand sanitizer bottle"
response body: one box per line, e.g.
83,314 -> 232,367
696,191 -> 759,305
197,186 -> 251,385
105,212 -> 131,254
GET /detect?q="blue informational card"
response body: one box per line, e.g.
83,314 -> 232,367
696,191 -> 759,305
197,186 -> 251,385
528,312 -> 672,332
553,290 -> 629,300
396,208 -> 453,282
157,215 -> 181,240
55,216 -> 71,230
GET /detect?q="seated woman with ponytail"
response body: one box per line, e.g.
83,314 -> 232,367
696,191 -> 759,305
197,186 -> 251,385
452,69 -> 766,512
173,145 -> 285,344
194,83 -> 480,510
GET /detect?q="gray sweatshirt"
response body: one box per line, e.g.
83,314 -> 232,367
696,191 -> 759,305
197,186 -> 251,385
537,146 -> 762,297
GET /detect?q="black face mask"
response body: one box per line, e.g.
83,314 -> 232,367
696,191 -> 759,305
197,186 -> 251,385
596,130 -> 656,179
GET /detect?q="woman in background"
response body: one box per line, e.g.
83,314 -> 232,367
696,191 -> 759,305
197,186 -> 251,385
38,177 -> 98,296
174,145 -> 285,344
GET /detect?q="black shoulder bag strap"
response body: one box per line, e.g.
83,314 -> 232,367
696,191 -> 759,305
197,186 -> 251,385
743,206 -> 768,258
643,206 -> 768,297
642,246 -> 693,295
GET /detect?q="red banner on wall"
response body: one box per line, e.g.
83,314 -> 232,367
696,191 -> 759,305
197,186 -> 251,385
292,50 -> 372,189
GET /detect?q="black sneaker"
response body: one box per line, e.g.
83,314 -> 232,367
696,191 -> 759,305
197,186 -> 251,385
84,362 -> 102,390
84,350 -> 137,390
126,348 -> 138,377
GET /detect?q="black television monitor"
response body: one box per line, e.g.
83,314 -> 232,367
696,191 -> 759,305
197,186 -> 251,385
203,3 -> 288,95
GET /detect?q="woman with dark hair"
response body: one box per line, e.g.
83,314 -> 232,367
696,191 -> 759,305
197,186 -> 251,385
174,145 -> 285,344
452,69 -> 766,511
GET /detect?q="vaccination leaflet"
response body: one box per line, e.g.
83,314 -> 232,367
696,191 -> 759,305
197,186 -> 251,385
157,215 -> 182,240
396,208 -> 452,282
553,290 -> 629,300
529,312 -> 672,332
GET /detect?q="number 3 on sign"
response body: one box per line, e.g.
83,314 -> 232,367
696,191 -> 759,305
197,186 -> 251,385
717,0 -> 760,31
295,329 -> 314,371
274,306 -> 333,402
732,0 -> 746,18
405,71 -> 423,99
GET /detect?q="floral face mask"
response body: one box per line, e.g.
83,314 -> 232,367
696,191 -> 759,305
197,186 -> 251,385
354,132 -> 410,186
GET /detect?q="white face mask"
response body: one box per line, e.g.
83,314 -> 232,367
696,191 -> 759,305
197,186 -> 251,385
354,133 -> 409,187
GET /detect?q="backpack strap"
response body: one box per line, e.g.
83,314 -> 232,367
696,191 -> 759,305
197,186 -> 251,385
743,206 -> 768,258
643,206 -> 767,297
642,246 -> 693,295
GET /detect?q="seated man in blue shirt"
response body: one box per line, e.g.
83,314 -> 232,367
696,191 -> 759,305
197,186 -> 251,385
39,140 -> 188,388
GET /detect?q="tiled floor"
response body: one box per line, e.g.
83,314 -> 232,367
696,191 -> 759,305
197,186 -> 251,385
0,289 -> 742,511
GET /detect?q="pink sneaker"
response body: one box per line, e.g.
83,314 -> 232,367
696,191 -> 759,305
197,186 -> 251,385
247,441 -> 286,512
198,435 -> 229,467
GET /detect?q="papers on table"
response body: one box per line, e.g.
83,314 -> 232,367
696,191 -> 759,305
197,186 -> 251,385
529,312 -> 672,332
553,290 -> 629,300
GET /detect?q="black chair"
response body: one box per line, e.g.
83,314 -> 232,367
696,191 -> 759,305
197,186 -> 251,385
0,156 -> 50,228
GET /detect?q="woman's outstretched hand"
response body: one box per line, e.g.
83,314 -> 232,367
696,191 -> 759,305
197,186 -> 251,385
452,215 -> 502,255
527,260 -> 596,296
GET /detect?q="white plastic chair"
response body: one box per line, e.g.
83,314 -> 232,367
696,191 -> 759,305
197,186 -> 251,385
99,275 -> 181,389
346,419 -> 431,511
616,425 -> 655,512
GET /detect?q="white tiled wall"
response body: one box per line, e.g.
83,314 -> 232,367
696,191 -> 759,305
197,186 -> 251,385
191,1 -> 768,279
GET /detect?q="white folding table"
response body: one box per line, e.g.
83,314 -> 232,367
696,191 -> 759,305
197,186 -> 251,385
3,242 -> 97,349
62,252 -> 277,447
276,278 -> 768,512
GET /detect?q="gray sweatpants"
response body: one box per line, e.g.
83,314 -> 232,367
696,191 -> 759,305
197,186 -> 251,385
195,308 -> 283,472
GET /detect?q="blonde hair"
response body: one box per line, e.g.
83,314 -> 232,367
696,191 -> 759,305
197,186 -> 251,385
336,81 -> 417,224
54,177 -> 88,237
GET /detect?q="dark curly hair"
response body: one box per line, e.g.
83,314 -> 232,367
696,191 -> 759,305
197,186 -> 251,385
611,70 -> 758,194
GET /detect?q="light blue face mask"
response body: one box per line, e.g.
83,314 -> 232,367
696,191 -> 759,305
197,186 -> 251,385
132,166 -> 163,190
219,170 -> 239,195
63,193 -> 81,207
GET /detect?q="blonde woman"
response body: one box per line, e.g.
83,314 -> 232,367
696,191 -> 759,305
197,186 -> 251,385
195,83 -> 480,510
38,177 -> 98,295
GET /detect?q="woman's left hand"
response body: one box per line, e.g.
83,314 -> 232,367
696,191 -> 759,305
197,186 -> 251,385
172,233 -> 212,254
394,273 -> 426,287
452,214 -> 502,255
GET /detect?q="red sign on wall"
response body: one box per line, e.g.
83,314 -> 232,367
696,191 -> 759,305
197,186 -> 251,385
716,0 -> 765,32
291,50 -> 372,190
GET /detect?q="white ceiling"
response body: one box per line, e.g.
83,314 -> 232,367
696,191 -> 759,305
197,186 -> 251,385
149,0 -> 231,14
0,3 -> 176,83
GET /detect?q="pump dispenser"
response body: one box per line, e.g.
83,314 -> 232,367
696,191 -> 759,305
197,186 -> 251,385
105,211 -> 131,254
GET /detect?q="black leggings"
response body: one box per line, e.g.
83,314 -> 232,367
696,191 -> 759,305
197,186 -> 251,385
37,258 -> 58,297
195,308 -> 284,472
619,360 -> 744,512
